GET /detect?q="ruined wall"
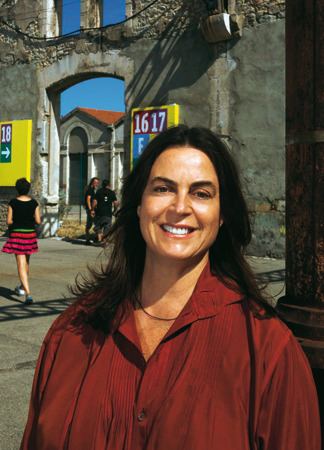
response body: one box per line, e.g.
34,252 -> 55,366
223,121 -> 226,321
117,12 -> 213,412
229,20 -> 285,256
0,0 -> 285,256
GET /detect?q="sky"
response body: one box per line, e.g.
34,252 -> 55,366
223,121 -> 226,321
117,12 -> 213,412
60,0 -> 126,117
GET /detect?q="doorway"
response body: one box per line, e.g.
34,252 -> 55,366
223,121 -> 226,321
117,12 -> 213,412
69,153 -> 87,204
68,126 -> 88,205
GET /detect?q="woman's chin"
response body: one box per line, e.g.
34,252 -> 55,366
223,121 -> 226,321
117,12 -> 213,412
146,247 -> 208,266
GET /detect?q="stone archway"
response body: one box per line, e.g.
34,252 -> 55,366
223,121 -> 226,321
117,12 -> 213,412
37,51 -> 133,235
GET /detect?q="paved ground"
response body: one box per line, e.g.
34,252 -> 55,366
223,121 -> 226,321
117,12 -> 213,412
0,237 -> 285,450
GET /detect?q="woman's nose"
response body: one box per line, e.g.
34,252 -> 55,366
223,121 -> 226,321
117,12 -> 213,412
172,193 -> 191,214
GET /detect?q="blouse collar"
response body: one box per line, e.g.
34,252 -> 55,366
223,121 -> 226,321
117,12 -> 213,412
115,262 -> 243,347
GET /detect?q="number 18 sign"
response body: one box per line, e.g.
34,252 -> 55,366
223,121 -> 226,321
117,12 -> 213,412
131,104 -> 180,167
0,120 -> 32,186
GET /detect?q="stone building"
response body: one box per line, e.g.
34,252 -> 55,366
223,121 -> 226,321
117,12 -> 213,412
60,107 -> 124,205
0,0 -> 285,256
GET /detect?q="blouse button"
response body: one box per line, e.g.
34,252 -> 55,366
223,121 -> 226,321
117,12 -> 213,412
137,410 -> 146,421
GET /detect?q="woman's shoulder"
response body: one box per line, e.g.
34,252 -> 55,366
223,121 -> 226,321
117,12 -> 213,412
31,198 -> 38,208
9,198 -> 17,206
26,197 -> 38,206
43,298 -> 97,345
246,303 -> 310,376
253,310 -> 291,347
9,197 -> 37,205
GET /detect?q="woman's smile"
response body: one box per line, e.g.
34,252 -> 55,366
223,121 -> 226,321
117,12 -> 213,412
160,223 -> 196,237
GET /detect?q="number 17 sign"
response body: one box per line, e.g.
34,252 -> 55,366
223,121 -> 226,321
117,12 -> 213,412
131,104 -> 180,167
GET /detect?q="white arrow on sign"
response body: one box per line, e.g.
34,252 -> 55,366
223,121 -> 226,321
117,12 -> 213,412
1,146 -> 10,159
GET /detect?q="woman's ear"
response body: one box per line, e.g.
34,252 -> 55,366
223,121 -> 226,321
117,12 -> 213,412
137,205 -> 141,217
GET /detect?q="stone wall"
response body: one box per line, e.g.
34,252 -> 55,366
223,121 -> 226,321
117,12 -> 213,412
237,0 -> 285,26
0,0 -> 285,256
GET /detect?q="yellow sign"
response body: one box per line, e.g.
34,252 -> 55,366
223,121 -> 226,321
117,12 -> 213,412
0,120 -> 32,186
131,104 -> 180,167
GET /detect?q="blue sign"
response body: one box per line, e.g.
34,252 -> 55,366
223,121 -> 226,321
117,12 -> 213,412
133,134 -> 150,163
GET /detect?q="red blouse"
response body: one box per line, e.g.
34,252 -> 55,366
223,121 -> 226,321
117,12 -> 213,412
20,265 -> 321,450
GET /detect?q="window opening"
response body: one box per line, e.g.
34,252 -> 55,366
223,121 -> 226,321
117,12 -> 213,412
103,0 -> 126,26
62,0 -> 81,35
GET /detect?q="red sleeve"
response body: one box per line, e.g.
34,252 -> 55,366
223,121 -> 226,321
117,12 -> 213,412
20,306 -> 79,449
256,335 -> 321,450
20,339 -> 55,449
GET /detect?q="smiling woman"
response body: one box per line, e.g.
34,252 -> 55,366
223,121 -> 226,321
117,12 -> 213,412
20,126 -> 321,450
137,147 -> 222,269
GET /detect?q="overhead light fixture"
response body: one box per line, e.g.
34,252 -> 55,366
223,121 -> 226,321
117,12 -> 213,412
200,12 -> 244,43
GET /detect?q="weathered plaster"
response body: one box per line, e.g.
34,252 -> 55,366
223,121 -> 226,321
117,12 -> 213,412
229,20 -> 285,256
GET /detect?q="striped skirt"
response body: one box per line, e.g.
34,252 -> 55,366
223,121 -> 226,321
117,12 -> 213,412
1,229 -> 38,255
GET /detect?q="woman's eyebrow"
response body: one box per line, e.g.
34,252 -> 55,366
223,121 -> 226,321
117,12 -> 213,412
150,177 -> 217,192
150,176 -> 176,186
190,181 -> 217,191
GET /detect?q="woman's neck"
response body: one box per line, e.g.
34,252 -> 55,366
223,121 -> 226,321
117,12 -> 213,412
17,195 -> 31,201
139,254 -> 209,315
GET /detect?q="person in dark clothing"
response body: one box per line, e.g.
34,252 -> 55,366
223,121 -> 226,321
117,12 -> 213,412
1,178 -> 41,304
92,179 -> 118,243
84,177 -> 100,244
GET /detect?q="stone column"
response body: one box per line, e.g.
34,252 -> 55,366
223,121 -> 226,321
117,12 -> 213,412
80,0 -> 101,29
277,0 -> 324,368
47,93 -> 60,202
41,0 -> 62,37
41,91 -> 60,236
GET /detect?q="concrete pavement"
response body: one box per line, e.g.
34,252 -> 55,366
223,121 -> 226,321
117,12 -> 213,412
0,237 -> 285,450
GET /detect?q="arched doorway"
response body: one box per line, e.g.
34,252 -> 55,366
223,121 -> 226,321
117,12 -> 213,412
68,127 -> 88,205
39,52 -> 132,235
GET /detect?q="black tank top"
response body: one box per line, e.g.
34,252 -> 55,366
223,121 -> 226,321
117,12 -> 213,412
9,198 -> 38,229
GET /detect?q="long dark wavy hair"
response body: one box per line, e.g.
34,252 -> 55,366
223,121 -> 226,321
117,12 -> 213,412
73,125 -> 274,333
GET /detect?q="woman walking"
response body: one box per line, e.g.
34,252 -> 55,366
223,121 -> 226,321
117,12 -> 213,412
2,178 -> 41,304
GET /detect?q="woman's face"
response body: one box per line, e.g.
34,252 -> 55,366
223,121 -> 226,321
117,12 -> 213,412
137,146 -> 222,266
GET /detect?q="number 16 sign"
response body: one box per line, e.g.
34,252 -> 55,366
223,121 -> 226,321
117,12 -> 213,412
131,104 -> 180,167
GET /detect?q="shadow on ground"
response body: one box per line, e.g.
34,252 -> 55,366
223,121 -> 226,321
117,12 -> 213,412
0,286 -> 22,302
256,269 -> 285,283
0,294 -> 73,322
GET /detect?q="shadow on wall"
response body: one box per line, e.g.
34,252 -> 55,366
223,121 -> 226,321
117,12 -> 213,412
38,212 -> 60,238
126,5 -> 219,109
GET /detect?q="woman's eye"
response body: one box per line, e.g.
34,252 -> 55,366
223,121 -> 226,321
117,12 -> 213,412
153,185 -> 169,193
194,190 -> 212,199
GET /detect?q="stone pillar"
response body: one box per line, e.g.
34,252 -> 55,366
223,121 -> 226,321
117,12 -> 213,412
276,0 -> 324,437
41,0 -> 62,37
80,0 -> 101,29
87,152 -> 94,180
277,0 -> 324,368
42,92 -> 60,236
47,93 -> 60,202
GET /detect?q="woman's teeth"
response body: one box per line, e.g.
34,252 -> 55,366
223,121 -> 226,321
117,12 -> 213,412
162,225 -> 192,235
